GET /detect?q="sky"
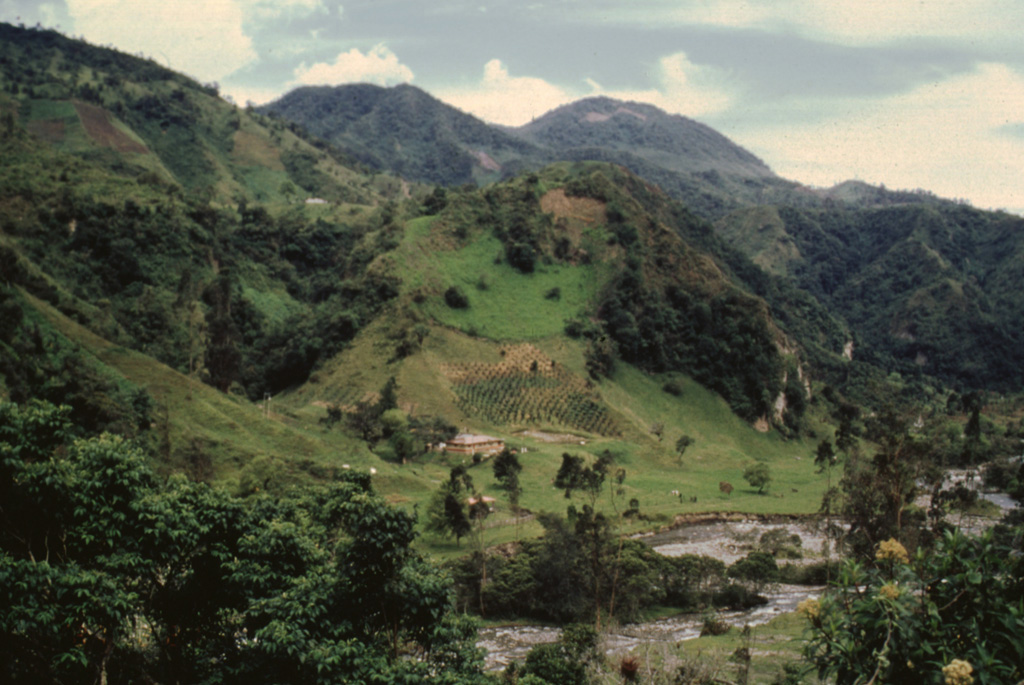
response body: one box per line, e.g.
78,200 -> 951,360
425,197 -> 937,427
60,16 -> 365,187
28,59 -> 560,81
3,1 -> 1024,214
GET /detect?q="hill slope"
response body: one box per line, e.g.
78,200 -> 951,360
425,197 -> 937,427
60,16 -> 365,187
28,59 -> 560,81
1,23 -> 845,489
0,22 -> 407,206
715,201 -> 1024,391
514,96 -> 774,179
259,83 -> 547,187
260,84 -> 812,218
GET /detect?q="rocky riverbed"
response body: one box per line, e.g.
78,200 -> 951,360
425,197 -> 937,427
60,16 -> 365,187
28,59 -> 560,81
476,516 -> 827,671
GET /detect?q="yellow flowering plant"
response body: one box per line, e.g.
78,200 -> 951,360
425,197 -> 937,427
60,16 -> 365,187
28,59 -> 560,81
802,530 -> 1023,684
875,538 -> 909,564
942,658 -> 973,685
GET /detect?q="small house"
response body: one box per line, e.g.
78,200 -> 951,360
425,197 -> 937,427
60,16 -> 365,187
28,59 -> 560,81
444,433 -> 504,456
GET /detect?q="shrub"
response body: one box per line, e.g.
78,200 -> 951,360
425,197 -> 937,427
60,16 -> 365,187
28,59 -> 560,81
444,285 -> 469,309
803,531 -> 1024,684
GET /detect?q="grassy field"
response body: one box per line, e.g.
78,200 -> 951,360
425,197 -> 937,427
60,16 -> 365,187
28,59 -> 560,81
393,217 -> 614,340
25,265 -> 830,562
661,612 -> 814,684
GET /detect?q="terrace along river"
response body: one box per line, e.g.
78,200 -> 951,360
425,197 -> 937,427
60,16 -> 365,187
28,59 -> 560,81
477,517 -> 826,671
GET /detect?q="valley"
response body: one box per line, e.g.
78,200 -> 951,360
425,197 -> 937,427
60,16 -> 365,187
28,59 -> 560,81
1,21 -> 1022,684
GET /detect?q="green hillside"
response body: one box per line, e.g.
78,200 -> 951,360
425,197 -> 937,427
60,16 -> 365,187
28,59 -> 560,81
3,23 -> 1023,685
0,23 -> 839,501
1,21 -> 1015,504
259,83 -> 546,187
258,79 -> 1024,397
716,201 -> 1024,392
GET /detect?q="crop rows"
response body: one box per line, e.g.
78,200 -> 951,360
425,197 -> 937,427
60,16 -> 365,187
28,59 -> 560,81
442,344 -> 620,436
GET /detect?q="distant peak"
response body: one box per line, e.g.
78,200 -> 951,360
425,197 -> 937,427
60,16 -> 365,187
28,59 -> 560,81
582,106 -> 647,123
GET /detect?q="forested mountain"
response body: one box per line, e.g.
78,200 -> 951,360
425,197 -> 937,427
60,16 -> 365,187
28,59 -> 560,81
260,84 -> 812,218
259,83 -> 547,187
262,82 -> 1024,397
715,200 -> 1024,391
515,96 -> 773,178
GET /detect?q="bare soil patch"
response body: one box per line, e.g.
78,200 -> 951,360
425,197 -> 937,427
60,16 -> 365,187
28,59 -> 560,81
26,119 -> 65,144
231,129 -> 284,170
539,188 -> 606,226
73,101 -> 148,154
472,150 -> 501,172
515,429 -> 588,444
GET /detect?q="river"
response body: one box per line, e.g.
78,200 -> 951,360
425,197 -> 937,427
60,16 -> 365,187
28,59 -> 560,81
477,517 -> 826,671
477,479 -> 1018,671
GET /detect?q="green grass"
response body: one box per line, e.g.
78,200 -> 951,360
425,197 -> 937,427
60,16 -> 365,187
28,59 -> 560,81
240,285 -> 301,325
238,165 -> 292,202
267,310 -> 829,560
667,612 -> 815,684
394,219 -> 612,340
24,98 -> 76,121
23,291 -> 392,486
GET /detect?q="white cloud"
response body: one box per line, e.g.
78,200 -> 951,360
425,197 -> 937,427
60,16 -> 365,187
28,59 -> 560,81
734,62 -> 1024,211
436,59 -> 578,125
594,52 -> 737,118
436,53 -> 735,127
292,43 -> 414,87
242,0 -> 328,20
66,0 -> 257,82
602,0 -> 1024,46
221,83 -> 285,107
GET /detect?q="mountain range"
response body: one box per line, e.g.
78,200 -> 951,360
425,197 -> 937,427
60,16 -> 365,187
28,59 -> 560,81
2,22 -> 1023,487
261,80 -> 1024,394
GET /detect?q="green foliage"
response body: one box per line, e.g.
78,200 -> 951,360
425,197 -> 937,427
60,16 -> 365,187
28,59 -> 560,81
427,466 -> 475,547
0,287 -> 153,436
725,201 -> 1024,395
444,345 -> 620,435
491,448 -> 523,513
259,83 -> 539,187
445,284 -> 470,309
727,551 -> 779,594
0,399 -> 488,683
520,623 -> 599,685
803,530 -> 1024,685
675,434 -> 694,459
838,404 -> 939,560
743,462 -> 772,494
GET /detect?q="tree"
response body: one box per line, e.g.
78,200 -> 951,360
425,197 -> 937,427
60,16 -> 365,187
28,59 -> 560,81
378,375 -> 399,413
815,439 -> 840,576
426,466 -> 474,547
743,462 -> 772,494
492,448 -> 523,539
840,404 -> 937,560
554,452 -> 585,498
675,434 -> 694,463
444,285 -> 469,309
834,401 -> 860,454
727,551 -> 779,595
554,451 -> 612,506
203,272 -> 240,392
520,623 -> 599,685
0,400 -> 489,683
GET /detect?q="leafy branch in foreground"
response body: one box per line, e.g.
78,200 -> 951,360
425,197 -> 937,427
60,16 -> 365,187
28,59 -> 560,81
801,532 -> 1024,685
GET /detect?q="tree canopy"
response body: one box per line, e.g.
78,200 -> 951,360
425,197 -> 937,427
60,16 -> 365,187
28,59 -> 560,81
0,400 -> 488,684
